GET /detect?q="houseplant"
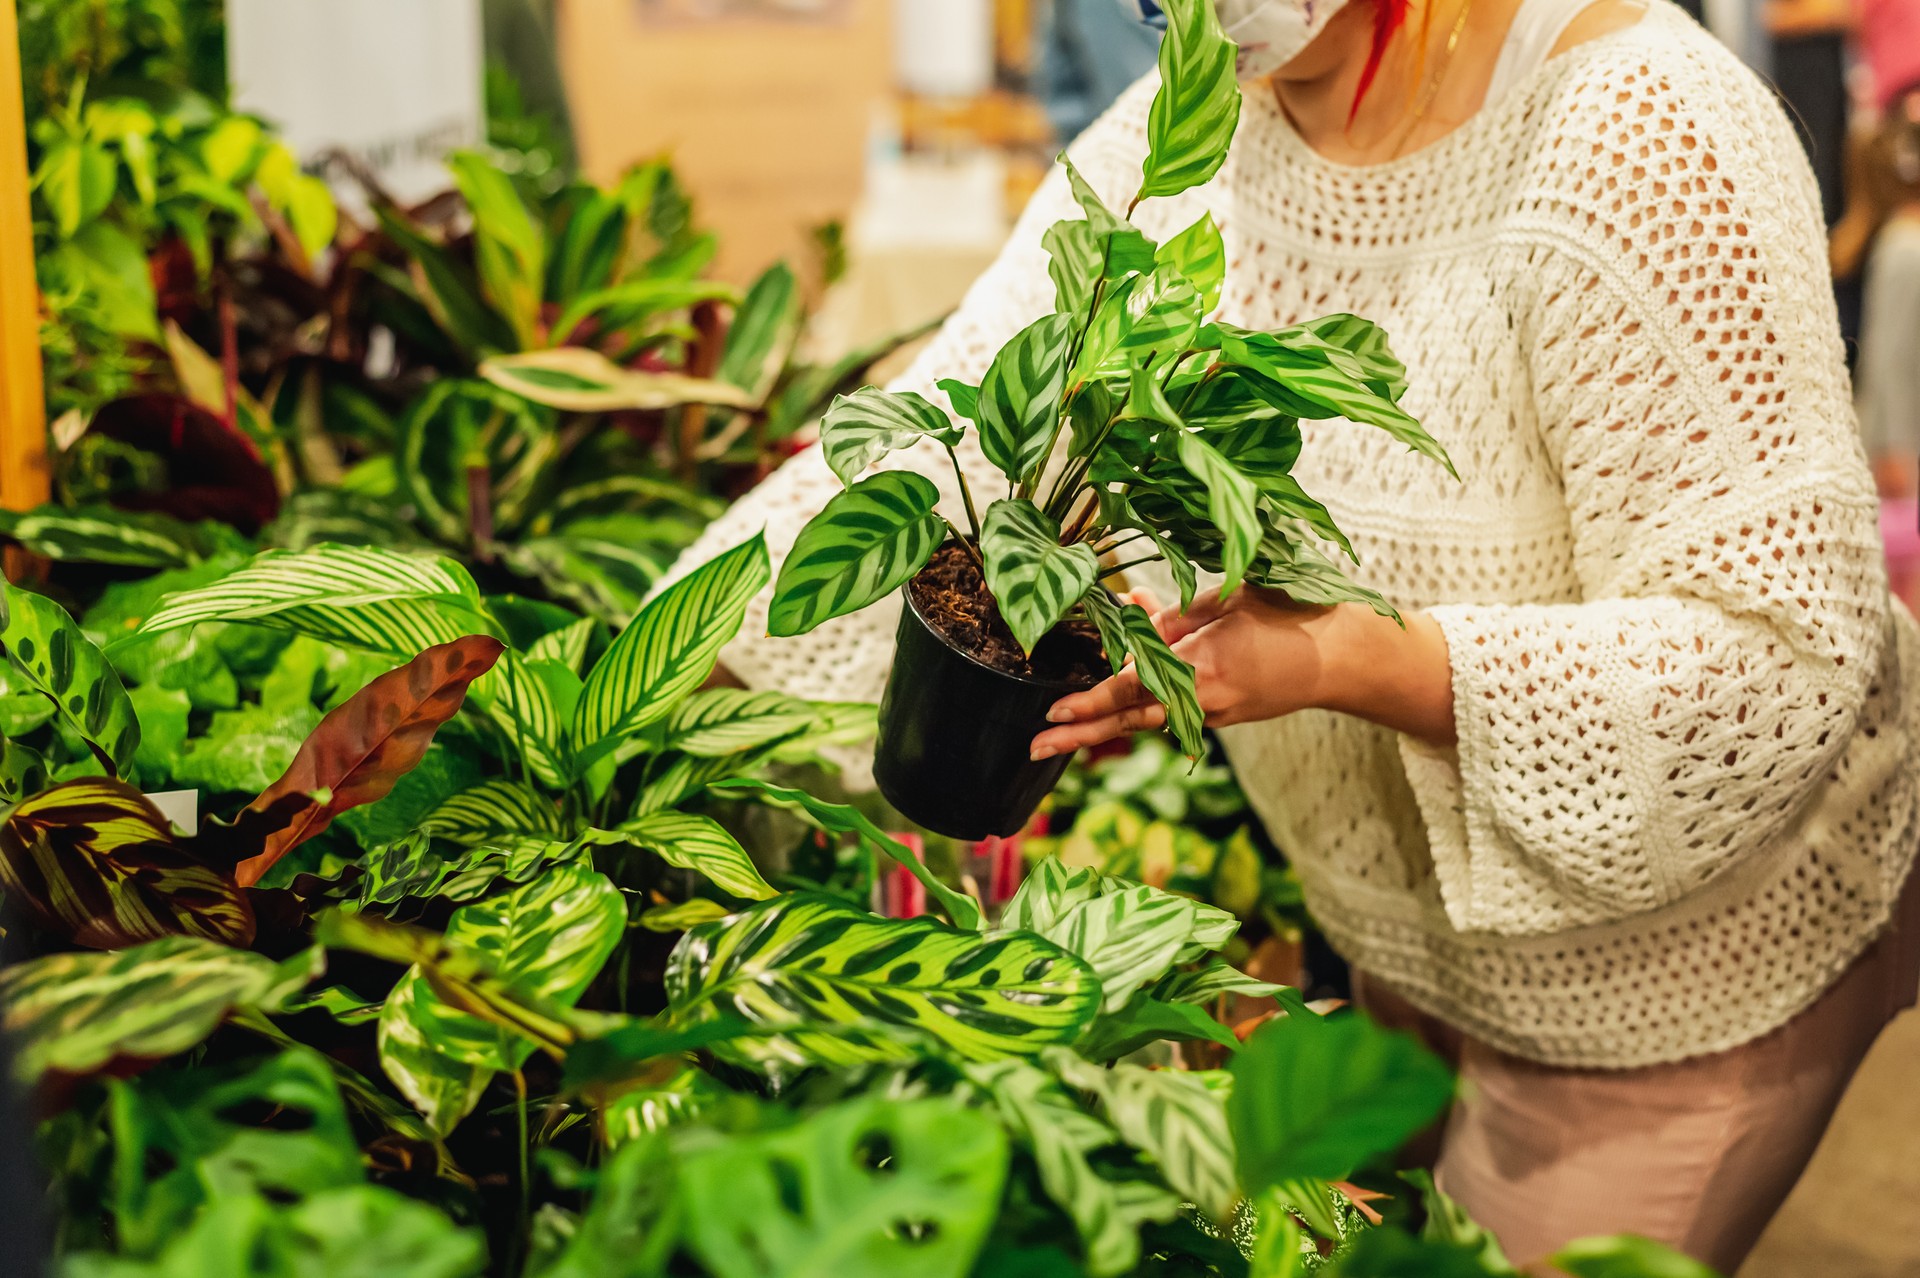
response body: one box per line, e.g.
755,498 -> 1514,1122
764,0 -> 1452,839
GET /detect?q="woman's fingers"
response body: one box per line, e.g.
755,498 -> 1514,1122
1153,588 -> 1228,644
1030,699 -> 1168,759
1044,668 -> 1149,727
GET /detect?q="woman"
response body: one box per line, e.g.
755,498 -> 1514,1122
672,0 -> 1920,1265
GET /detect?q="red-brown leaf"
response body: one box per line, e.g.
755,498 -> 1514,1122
231,635 -> 504,887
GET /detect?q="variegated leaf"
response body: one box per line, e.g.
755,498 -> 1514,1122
423,780 -> 564,840
716,261 -> 801,401
0,937 -> 315,1083
0,778 -> 253,949
1255,531 -> 1396,619
1081,590 -> 1204,758
1155,961 -> 1288,1005
2,582 -> 141,775
818,388 -> 962,488
1174,429 -> 1261,590
614,811 -> 777,900
665,892 -> 1098,1069
1157,213 -> 1225,312
662,688 -> 816,757
481,347 -> 758,413
472,652 -> 576,788
572,533 -> 769,773
978,313 -> 1077,488
979,501 -> 1098,653
767,472 -> 943,638
1050,1050 -> 1239,1221
1138,0 -> 1241,201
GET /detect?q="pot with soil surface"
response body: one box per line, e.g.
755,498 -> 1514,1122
758,23 -> 1453,843
874,542 -> 1106,840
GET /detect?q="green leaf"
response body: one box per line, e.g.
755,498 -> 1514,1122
665,892 -> 1096,1068
0,939 -> 313,1083
767,472 -> 943,638
1044,219 -> 1104,313
1230,1010 -> 1454,1187
1400,1170 -> 1515,1271
423,780 -> 564,840
529,1132 -> 679,1278
1322,1228 -> 1509,1278
395,378 -> 551,546
711,778 -> 982,929
1157,214 -> 1226,312
376,204 -> 518,356
615,811 -> 777,900
572,533 -> 770,772
449,151 -> 547,349
35,137 -> 116,237
679,1096 -> 1007,1278
818,388 -> 963,488
1255,532 -> 1397,618
170,701 -> 318,795
1155,960 -> 1287,1004
978,313 -> 1078,488
716,261 -> 802,400
481,346 -> 760,412
937,377 -> 980,422
638,898 -> 732,932
473,651 -> 576,789
1549,1236 -> 1721,1278
1079,995 -> 1240,1061
1081,591 -> 1204,757
1138,0 -> 1242,201
2,581 -> 141,775
979,501 -> 1099,653
0,778 -> 255,950
1174,430 -> 1261,591
1049,1050 -> 1238,1220
662,688 -> 816,756
0,505 -> 240,569
550,277 -> 736,348
967,1058 -> 1179,1277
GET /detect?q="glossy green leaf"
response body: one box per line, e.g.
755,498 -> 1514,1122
1174,429 -> 1261,590
818,387 -> 963,488
615,811 -> 777,900
1050,1050 -> 1238,1220
665,892 -> 1097,1068
978,313 -> 1078,488
1138,0 -> 1242,201
0,939 -> 313,1083
767,472 -> 943,638
1230,1010 -> 1454,1187
678,1096 -> 1007,1278
2,582 -> 140,774
937,377 -> 980,422
1255,532 -> 1396,618
1155,960 -> 1288,1004
1157,213 -> 1226,311
716,261 -> 801,400
0,505 -> 238,569
423,780 -> 564,840
662,688 -> 816,756
1081,590 -> 1204,757
711,778 -> 982,929
0,778 -> 254,950
572,533 -> 770,772
979,500 -> 1099,653
1078,995 -> 1241,1061
481,347 -> 759,412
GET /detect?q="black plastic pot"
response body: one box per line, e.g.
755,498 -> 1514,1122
873,583 -> 1091,842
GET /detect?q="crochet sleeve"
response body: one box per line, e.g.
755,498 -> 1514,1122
660,78 -> 1169,705
1397,61 -> 1892,936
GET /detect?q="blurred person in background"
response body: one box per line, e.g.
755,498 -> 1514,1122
1036,0 -> 1162,142
673,0 -> 1920,1265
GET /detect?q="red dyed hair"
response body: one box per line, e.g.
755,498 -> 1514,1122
1351,0 -> 1413,123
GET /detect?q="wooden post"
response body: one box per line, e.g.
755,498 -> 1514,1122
0,0 -> 48,572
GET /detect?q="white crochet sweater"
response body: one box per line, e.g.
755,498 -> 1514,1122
671,3 -> 1920,1067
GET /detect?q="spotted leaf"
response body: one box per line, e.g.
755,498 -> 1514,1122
1,582 -> 140,775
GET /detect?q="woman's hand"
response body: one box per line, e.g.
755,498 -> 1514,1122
1030,587 -> 1457,760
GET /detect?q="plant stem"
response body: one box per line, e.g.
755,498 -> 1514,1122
1098,554 -> 1161,580
945,518 -> 985,569
1092,530 -> 1151,558
945,445 -> 983,543
512,1068 -> 532,1270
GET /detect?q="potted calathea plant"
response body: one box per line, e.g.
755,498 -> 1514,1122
767,0 -> 1453,840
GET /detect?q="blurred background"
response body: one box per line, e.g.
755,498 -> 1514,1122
3,1 -> 1919,1274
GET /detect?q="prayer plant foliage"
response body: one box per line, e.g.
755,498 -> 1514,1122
768,0 -> 1451,757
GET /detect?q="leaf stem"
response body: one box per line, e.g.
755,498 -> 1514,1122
1092,530 -> 1152,558
1098,554 -> 1161,580
945,444 -> 983,544
945,517 -> 985,570
512,1068 -> 532,1270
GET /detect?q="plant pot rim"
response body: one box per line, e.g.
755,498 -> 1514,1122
900,569 -> 1098,694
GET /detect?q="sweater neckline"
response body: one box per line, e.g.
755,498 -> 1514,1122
1244,1 -> 1658,179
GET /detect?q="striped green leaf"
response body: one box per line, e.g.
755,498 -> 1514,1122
1138,0 -> 1241,202
1230,1009 -> 1454,1186
1200,411 -> 1303,483
0,505 -> 239,569
979,501 -> 1098,653
2,582 -> 140,775
0,778 -> 254,949
1261,472 -> 1356,561
1050,1050 -> 1238,1221
481,347 -> 759,413
767,472 -> 943,638
474,652 -> 576,788
1255,532 -> 1396,619
1081,590 -> 1203,757
395,379 -> 551,546
712,778 -> 982,929
978,313 -> 1078,488
1174,429 -> 1261,590
1043,218 -> 1103,314
818,388 -> 962,488
336,832 -> 588,910
374,973 -> 490,1135
717,261 -> 802,400
527,616 -> 595,673
967,1058 -> 1179,1276
1154,961 -> 1287,1005
665,892 -> 1099,1068
1157,213 -> 1226,311
131,544 -> 499,655
1284,313 -> 1410,402
616,811 -> 777,900
383,862 -> 624,1075
662,688 -> 816,757
677,1096 -> 1008,1278
424,780 -> 564,841
632,747 -> 781,819
0,937 -> 314,1083
638,898 -> 731,932
572,533 -> 770,773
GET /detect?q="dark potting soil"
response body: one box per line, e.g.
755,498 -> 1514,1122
909,542 -> 1108,687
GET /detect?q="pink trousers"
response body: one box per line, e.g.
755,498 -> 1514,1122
1355,866 -> 1920,1275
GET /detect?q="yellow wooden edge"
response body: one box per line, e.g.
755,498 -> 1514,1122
0,0 -> 48,551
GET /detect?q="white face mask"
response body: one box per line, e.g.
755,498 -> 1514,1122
1115,0 -> 1354,79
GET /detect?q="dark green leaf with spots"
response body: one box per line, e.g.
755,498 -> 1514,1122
1,582 -> 140,775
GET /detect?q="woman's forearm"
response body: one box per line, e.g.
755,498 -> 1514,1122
1317,604 -> 1458,746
